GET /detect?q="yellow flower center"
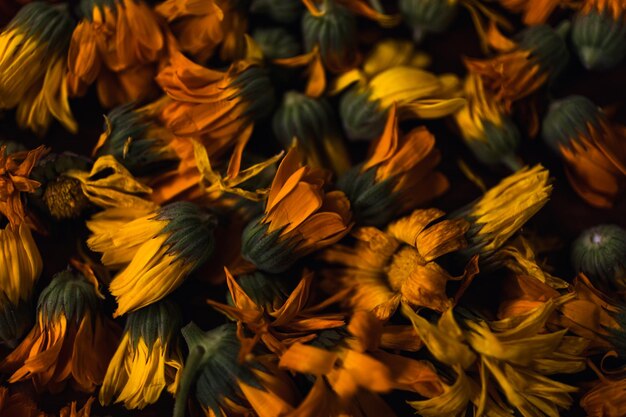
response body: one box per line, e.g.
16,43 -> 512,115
386,245 -> 423,291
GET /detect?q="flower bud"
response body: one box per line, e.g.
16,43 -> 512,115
572,11 -> 626,70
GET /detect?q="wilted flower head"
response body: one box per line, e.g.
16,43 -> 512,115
322,208 -> 476,320
174,322 -> 298,417
100,299 -> 183,409
0,2 -> 76,134
87,202 -> 217,316
542,95 -> 626,208
242,148 -> 352,273
0,270 -> 120,393
454,72 -> 522,170
338,105 -> 448,226
459,165 -> 552,264
68,0 -> 165,108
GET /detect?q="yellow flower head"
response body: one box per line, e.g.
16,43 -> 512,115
454,73 -> 522,169
0,2 -> 77,134
0,270 -> 120,393
242,148 -> 353,273
338,104 -> 449,226
461,165 -> 552,260
404,300 -> 588,417
332,39 -> 464,140
100,299 -> 183,409
68,0 -> 165,108
322,208 -> 476,320
87,201 -> 217,316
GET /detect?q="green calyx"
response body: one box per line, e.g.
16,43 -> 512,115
518,24 -> 570,80
155,202 -> 218,272
336,165 -> 396,228
95,105 -> 176,177
231,66 -> 276,122
226,271 -> 290,310
8,2 -> 75,55
541,95 -> 604,152
302,2 -> 357,70
37,270 -> 100,326
250,0 -> 304,24
468,119 -> 521,170
571,224 -> 626,291
339,87 -> 387,141
0,294 -> 33,345
253,28 -> 301,60
125,299 -> 182,349
572,11 -> 626,71
241,217 -> 301,273
174,323 -> 263,417
398,0 -> 458,42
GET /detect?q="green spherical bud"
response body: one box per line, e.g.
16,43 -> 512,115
232,67 -> 275,122
399,0 -> 457,42
572,11 -> 626,70
43,176 -> 90,220
156,202 -> 217,272
302,2 -> 357,71
250,0 -> 304,24
541,95 -> 604,152
468,118 -> 521,168
336,165 -> 395,227
0,295 -> 32,345
253,27 -> 301,60
273,91 -> 334,149
518,24 -> 570,80
339,86 -> 387,141
125,299 -> 181,348
241,217 -> 300,273
95,105 -> 176,176
571,224 -> 626,291
38,270 -> 100,325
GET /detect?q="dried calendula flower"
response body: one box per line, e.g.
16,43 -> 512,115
87,202 -> 217,316
571,224 -> 626,293
465,23 -> 569,112
0,269 -> 120,393
0,145 -> 48,226
322,208 -> 477,320
174,322 -> 298,417
337,104 -> 448,227
253,27 -> 301,60
457,165 -> 552,264
207,268 -> 345,359
100,299 -> 183,409
0,2 -> 77,134
498,0 -> 571,25
68,0 -> 165,108
572,0 -> 626,70
273,90 -> 350,175
541,95 -> 626,208
454,72 -> 522,170
241,148 -> 352,273
0,219 -> 42,345
333,39 -> 465,141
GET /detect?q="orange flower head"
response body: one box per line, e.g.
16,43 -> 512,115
68,0 -> 165,107
322,208 -> 477,320
0,145 -> 48,226
207,269 -> 346,359
0,270 -> 120,393
337,105 -> 448,227
542,95 -> 626,208
241,149 -> 353,273
465,24 -> 569,111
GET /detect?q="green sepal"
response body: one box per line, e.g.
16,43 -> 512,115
37,270 -> 100,325
541,95 -> 604,152
339,86 -> 387,141
125,298 -> 182,349
8,2 -> 75,55
253,28 -> 301,60
518,24 -> 570,80
241,217 -> 301,273
467,119 -> 521,168
231,67 -> 276,122
572,11 -> 626,71
250,0 -> 304,24
398,0 -> 457,41
0,295 -> 33,346
336,165 -> 396,228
